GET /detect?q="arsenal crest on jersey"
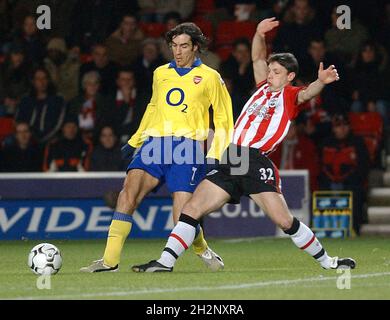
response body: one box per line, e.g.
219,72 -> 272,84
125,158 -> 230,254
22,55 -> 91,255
193,76 -> 202,84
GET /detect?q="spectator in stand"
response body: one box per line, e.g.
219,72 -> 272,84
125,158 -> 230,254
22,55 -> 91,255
106,67 -> 148,144
233,1 -> 263,22
67,71 -> 109,141
69,0 -> 115,53
43,117 -> 92,172
90,125 -> 126,171
220,38 -> 255,120
299,39 -> 348,114
348,40 -> 389,124
0,122 -> 43,172
44,37 -> 80,102
12,15 -> 46,65
0,0 -> 10,45
0,95 -> 19,118
324,5 -> 369,65
159,11 -> 183,62
318,113 -> 370,235
105,13 -> 145,66
79,43 -> 119,96
269,121 -> 319,192
273,0 -> 323,62
132,38 -> 165,96
137,0 -> 194,22
15,68 -> 65,145
295,89 -> 332,147
377,2 -> 390,56
0,43 -> 31,102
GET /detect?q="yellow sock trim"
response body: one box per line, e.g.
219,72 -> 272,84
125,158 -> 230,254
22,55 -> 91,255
192,227 -> 208,255
103,219 -> 132,267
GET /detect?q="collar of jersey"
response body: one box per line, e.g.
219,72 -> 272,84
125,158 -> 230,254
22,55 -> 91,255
168,58 -> 202,76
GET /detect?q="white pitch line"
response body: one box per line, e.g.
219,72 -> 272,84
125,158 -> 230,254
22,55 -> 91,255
10,272 -> 390,300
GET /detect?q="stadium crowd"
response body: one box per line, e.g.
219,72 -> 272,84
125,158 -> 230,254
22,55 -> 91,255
0,0 -> 389,207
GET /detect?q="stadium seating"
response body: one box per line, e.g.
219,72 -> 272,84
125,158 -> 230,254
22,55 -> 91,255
348,111 -> 383,164
192,19 -> 214,43
215,21 -> 257,47
0,117 -> 14,143
216,45 -> 233,61
193,0 -> 216,17
80,53 -> 93,64
139,22 -> 165,38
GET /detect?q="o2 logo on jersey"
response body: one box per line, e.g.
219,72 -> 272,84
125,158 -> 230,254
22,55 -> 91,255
166,88 -> 188,113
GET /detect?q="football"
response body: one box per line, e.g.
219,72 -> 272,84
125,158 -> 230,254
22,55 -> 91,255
27,243 -> 62,275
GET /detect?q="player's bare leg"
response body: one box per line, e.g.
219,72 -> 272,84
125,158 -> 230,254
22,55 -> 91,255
80,169 -> 159,272
249,192 -> 356,270
173,191 -> 224,270
132,179 -> 231,272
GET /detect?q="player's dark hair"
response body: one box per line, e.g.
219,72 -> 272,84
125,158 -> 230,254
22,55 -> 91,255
268,53 -> 299,75
165,22 -> 208,53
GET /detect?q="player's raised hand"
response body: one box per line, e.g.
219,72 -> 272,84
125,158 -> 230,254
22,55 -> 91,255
256,17 -> 280,36
318,62 -> 340,84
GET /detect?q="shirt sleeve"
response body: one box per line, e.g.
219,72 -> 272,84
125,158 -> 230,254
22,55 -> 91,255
127,70 -> 158,148
283,85 -> 306,120
205,73 -> 234,160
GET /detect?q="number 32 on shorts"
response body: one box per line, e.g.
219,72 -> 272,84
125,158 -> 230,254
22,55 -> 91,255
259,168 -> 274,181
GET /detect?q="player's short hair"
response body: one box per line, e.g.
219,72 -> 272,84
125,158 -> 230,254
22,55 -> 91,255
268,53 -> 299,75
165,22 -> 208,53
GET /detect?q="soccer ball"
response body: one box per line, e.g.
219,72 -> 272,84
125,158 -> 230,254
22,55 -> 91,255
27,243 -> 62,275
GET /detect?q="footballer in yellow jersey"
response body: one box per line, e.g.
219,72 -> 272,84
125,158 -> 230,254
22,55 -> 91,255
80,22 -> 233,273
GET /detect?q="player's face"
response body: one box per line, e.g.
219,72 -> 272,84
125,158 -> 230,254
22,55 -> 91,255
170,34 -> 197,68
267,62 -> 295,91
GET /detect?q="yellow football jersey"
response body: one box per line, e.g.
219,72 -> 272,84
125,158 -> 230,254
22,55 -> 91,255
128,59 -> 233,160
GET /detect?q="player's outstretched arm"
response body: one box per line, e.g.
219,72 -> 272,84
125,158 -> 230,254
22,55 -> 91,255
297,62 -> 340,104
252,18 -> 279,84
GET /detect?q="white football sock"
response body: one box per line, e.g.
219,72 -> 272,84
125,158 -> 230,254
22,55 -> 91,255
158,218 -> 197,268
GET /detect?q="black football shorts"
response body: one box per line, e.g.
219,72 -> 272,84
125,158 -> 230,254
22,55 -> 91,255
206,144 -> 282,204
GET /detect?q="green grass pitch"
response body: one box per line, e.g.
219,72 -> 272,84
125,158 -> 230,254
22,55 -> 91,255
1,237 -> 390,300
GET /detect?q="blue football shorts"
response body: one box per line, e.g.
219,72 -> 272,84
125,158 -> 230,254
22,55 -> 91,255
127,136 -> 207,193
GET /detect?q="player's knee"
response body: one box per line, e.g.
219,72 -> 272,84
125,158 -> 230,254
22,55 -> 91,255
117,189 -> 139,213
277,215 -> 294,231
182,201 -> 202,219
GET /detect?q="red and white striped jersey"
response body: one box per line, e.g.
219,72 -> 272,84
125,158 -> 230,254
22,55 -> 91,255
233,80 -> 305,154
